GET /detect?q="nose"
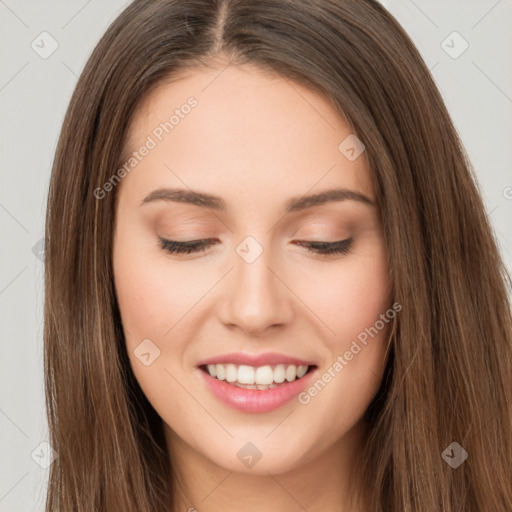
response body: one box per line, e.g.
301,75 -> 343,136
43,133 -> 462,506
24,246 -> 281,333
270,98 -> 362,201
217,240 -> 295,336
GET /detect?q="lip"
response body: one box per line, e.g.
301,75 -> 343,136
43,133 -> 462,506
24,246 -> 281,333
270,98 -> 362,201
197,363 -> 318,414
196,351 -> 315,367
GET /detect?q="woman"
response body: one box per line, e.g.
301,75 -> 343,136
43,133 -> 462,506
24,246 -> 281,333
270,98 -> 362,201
43,0 -> 512,510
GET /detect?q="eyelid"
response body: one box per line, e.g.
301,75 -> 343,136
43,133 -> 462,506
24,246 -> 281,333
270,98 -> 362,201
158,237 -> 218,255
292,237 -> 353,256
158,236 -> 353,256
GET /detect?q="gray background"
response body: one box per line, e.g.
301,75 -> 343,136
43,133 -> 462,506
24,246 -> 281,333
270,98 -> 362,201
1,1 -> 511,510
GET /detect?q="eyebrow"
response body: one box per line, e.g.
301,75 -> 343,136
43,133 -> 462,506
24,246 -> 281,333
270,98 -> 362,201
140,187 -> 375,212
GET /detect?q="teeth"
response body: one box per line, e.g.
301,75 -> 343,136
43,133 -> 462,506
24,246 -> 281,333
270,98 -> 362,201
225,364 -> 237,383
205,363 -> 310,386
238,365 -> 255,384
215,364 -> 225,381
296,365 -> 308,378
285,365 -> 297,382
255,365 -> 274,385
274,364 -> 286,383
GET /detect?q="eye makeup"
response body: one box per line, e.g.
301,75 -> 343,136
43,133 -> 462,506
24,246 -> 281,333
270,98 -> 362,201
158,236 -> 354,256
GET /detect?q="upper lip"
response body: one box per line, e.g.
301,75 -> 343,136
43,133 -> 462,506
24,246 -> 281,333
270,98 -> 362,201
196,352 -> 316,368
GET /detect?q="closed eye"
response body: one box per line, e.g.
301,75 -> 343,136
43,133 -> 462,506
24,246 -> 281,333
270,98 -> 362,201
158,237 -> 353,256
292,238 -> 353,255
158,238 -> 218,254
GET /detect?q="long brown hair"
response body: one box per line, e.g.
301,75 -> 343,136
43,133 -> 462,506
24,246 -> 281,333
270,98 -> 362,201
44,0 -> 512,510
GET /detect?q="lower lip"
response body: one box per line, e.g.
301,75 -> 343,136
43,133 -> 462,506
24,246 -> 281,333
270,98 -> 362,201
198,367 -> 317,413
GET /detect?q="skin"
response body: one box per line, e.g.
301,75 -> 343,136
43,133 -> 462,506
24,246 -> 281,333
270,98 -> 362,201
113,59 -> 392,512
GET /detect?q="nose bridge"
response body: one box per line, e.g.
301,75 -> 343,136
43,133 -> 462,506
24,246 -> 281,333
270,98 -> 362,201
218,235 -> 294,333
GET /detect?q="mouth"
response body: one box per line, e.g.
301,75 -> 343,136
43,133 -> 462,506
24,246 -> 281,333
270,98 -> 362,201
196,354 -> 318,413
199,363 -> 316,390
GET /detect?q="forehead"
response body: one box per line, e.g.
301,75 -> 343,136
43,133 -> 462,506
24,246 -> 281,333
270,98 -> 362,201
120,63 -> 374,206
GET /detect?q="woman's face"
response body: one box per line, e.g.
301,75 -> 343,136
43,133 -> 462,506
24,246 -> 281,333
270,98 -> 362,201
113,62 -> 392,475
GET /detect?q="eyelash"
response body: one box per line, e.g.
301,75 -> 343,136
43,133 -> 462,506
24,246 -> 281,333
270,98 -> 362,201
158,237 -> 353,256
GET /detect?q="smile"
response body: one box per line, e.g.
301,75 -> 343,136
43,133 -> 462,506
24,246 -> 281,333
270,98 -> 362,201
196,353 -> 318,413
202,363 -> 311,390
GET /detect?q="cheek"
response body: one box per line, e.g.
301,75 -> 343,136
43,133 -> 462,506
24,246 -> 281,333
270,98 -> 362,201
306,246 -> 391,344
295,252 -> 391,440
114,258 -> 162,343
341,259 -> 390,333
300,243 -> 391,406
113,243 -> 193,407
113,241 -> 188,348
